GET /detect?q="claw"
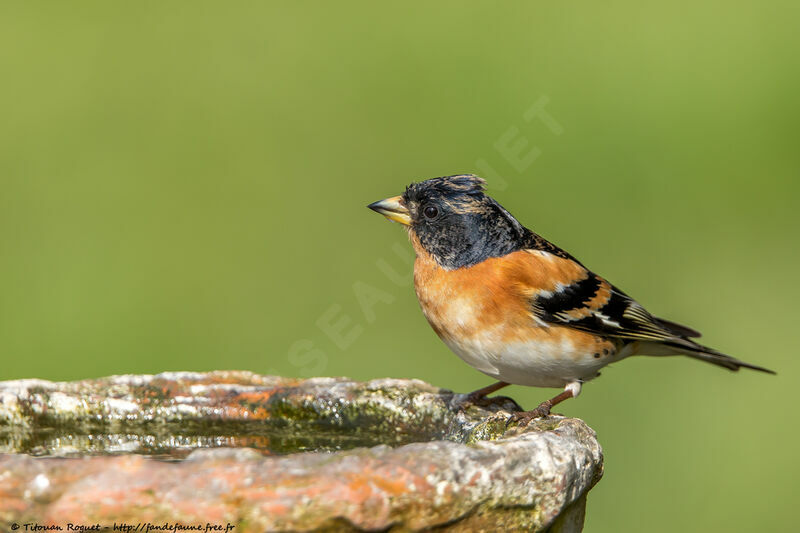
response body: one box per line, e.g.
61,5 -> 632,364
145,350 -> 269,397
453,381 -> 511,411
463,391 -> 491,407
453,392 -> 500,411
505,402 -> 552,428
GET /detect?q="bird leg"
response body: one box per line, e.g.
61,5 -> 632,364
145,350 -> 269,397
466,381 -> 510,402
455,381 -> 510,408
507,381 -> 582,426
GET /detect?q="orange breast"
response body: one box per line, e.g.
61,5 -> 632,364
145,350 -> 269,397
410,234 -> 616,362
412,233 -> 574,333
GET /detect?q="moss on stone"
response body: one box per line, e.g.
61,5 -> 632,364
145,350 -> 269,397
0,374 -> 602,532
463,414 -> 510,445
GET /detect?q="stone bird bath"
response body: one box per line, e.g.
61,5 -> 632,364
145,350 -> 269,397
0,371 -> 603,531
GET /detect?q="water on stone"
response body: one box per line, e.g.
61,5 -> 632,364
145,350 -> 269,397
0,420 -> 427,459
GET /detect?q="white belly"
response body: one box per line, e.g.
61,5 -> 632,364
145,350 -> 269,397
440,326 -> 615,388
411,252 -> 624,389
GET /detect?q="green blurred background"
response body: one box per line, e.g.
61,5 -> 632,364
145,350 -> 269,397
1,1 -> 798,530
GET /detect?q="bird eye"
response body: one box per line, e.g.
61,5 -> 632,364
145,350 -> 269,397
423,205 -> 439,219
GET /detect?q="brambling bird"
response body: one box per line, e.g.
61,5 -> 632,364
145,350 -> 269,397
368,174 -> 774,423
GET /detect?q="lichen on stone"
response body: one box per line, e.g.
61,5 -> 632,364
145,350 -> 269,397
0,373 -> 603,532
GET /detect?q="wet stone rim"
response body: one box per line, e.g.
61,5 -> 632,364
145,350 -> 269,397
0,371 -> 604,532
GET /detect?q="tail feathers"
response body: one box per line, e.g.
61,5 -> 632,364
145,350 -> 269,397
655,317 -> 702,339
663,339 -> 776,374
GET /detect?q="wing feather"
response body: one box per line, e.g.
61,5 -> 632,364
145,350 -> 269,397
519,248 -> 774,374
528,253 -> 682,342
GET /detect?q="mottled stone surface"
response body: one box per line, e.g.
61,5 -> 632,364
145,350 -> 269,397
0,372 -> 603,532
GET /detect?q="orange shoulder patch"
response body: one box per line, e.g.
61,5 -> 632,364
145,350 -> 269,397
501,249 -> 589,295
411,241 -> 592,339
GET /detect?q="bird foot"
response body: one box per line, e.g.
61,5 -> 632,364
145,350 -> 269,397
452,381 -> 512,411
452,391 -> 492,410
464,390 -> 492,406
506,401 -> 552,427
453,392 -> 522,413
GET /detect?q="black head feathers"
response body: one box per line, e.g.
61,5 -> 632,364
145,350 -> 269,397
403,174 -> 487,202
400,175 -> 529,269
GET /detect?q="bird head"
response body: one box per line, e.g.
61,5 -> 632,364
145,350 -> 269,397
368,174 -> 527,269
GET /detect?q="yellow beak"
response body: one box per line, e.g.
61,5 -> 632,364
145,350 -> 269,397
367,195 -> 411,226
